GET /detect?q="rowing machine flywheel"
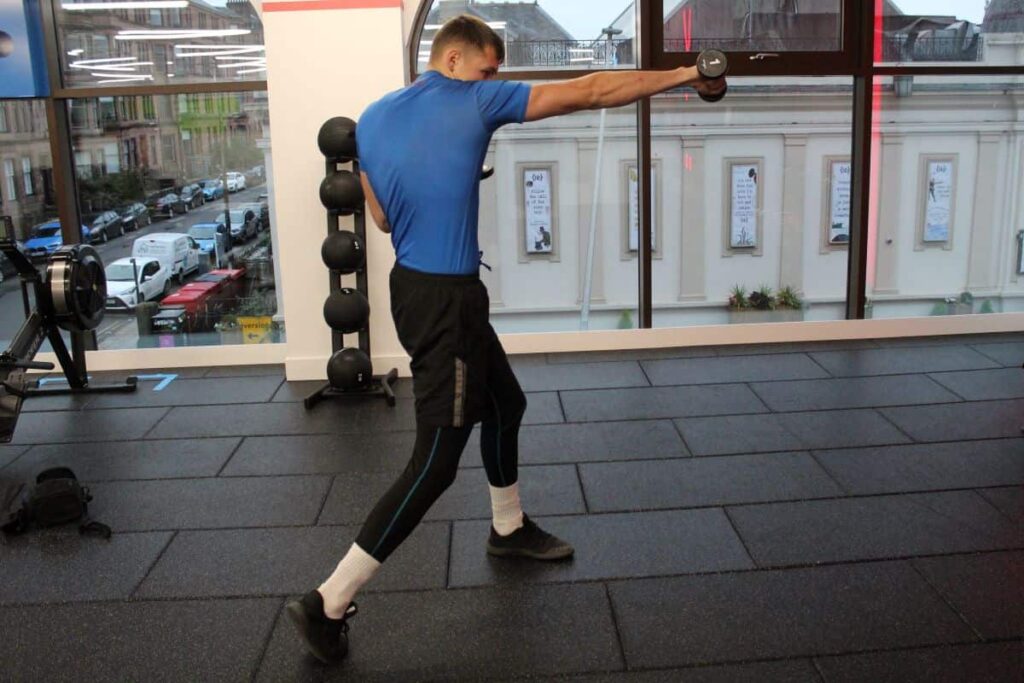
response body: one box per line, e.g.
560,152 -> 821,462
47,245 -> 107,332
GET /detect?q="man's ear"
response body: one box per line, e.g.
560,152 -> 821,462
445,47 -> 460,75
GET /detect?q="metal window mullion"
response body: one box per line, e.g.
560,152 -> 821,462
637,0 -> 654,329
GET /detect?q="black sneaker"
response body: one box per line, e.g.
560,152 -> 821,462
486,515 -> 574,560
285,589 -> 357,665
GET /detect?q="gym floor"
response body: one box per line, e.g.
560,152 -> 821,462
0,333 -> 1021,682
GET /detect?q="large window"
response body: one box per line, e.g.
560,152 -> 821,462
58,0 -> 266,88
0,101 -> 55,243
66,91 -> 280,349
0,101 -> 58,343
413,0 -> 637,75
483,102 -> 641,333
406,0 -> 1024,331
661,0 -> 844,53
867,75 -> 1024,318
877,1 -> 1023,66
651,77 -> 853,328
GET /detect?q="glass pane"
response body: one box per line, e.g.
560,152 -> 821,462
867,75 -> 1024,319
662,0 -> 843,53
651,77 -> 853,328
417,1 -> 636,73
480,100 -> 639,333
0,100 -> 59,348
68,90 -> 282,348
876,1 -> 1010,65
58,1 -> 265,88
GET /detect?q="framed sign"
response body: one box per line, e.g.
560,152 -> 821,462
622,160 -> 661,258
826,158 -> 851,247
723,159 -> 763,256
1018,231 -> 1024,276
516,163 -> 559,261
916,154 -> 957,250
523,168 -> 552,254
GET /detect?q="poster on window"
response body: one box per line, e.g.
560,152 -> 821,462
924,160 -> 953,242
627,165 -> 657,252
829,160 -> 851,244
730,164 -> 758,248
523,168 -> 553,254
0,0 -> 49,97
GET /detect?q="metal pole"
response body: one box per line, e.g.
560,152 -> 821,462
580,26 -> 622,331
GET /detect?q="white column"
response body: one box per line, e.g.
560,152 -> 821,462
966,132 -> 1006,294
780,135 -> 807,293
263,0 -> 406,379
679,137 -> 706,301
873,134 -> 903,295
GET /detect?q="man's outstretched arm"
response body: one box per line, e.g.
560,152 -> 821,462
524,66 -> 722,122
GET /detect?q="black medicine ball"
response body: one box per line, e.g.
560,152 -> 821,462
321,230 -> 365,274
317,116 -> 358,162
323,288 -> 370,333
327,347 -> 373,390
319,171 -> 363,215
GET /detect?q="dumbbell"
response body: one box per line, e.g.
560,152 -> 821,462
696,49 -> 728,103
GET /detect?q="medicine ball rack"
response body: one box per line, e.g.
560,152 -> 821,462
0,216 -> 137,443
305,117 -> 398,410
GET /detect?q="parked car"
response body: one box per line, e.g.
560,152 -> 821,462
104,257 -> 171,310
200,179 -> 225,201
117,202 -> 151,231
225,171 -> 246,193
84,210 -> 124,243
236,202 -> 268,232
178,183 -> 205,211
188,222 -> 230,268
23,220 -> 89,260
153,192 -> 181,218
132,232 -> 201,283
215,208 -> 258,244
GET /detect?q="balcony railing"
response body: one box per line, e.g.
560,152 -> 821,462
881,34 -> 983,63
503,39 -> 635,69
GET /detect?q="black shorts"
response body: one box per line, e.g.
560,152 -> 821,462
390,264 -> 505,427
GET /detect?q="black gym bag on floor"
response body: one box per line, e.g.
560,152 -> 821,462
1,467 -> 111,541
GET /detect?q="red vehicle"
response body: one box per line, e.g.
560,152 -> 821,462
157,268 -> 245,332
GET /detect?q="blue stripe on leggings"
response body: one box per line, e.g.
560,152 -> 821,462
372,427 -> 442,558
487,389 -> 503,486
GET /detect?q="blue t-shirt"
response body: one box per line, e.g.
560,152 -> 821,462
356,71 -> 531,275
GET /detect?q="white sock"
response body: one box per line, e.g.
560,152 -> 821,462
489,482 -> 524,536
317,543 -> 381,619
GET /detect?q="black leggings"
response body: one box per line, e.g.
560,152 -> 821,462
356,352 -> 527,563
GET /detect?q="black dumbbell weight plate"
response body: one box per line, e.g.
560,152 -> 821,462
697,49 -> 728,79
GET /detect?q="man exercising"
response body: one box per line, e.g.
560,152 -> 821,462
287,14 -> 726,665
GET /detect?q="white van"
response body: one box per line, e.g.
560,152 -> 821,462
131,232 -> 200,283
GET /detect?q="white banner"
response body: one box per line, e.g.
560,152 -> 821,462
924,160 -> 953,242
628,165 -> 656,251
730,164 -> 758,248
829,160 -> 851,243
524,168 -> 553,254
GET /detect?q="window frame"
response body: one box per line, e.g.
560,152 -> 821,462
646,0 -> 861,76
21,157 -> 34,196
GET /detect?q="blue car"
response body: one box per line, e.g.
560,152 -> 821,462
200,179 -> 225,201
187,222 -> 230,268
24,220 -> 90,260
